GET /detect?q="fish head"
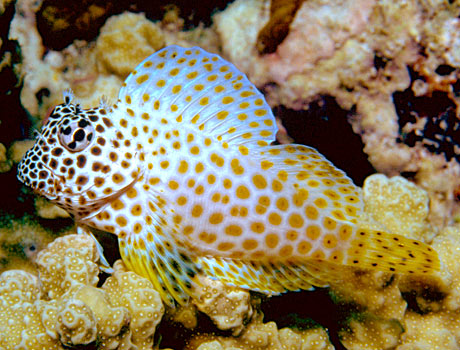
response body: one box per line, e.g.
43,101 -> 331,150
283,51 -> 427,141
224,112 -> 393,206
17,92 -> 142,219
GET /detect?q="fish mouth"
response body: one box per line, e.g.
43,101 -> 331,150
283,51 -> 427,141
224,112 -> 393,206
17,159 -> 61,201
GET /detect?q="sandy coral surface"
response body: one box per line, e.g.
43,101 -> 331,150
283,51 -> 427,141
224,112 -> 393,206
2,0 -> 460,349
0,234 -> 166,349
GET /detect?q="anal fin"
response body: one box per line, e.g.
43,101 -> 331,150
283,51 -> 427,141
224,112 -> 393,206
344,227 -> 440,275
197,256 -> 338,295
119,231 -> 202,307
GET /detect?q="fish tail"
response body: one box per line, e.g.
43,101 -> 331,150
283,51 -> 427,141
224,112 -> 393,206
343,227 -> 440,275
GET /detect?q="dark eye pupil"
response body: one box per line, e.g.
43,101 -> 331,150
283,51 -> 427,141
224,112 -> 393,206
78,119 -> 89,128
74,128 -> 86,141
68,141 -> 77,150
63,126 -> 72,135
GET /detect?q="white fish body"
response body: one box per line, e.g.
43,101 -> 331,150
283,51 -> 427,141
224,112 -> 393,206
17,46 -> 440,306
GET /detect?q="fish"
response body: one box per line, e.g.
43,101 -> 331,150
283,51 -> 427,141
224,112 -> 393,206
17,45 -> 440,306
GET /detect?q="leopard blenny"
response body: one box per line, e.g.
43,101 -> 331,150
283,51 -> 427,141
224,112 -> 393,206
17,45 -> 440,306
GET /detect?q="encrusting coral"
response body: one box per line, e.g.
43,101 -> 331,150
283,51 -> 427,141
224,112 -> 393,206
215,0 -> 460,227
186,313 -> 334,350
192,275 -> 254,336
0,234 -> 166,349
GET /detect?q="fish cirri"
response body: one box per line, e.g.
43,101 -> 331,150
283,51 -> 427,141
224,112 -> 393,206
17,45 -> 440,306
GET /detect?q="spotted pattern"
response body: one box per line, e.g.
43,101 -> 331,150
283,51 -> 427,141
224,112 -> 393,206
17,46 -> 440,305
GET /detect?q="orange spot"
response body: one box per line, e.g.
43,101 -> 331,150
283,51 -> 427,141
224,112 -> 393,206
243,239 -> 258,250
279,245 -> 293,257
191,205 -> 203,217
218,242 -> 235,251
209,213 -> 223,225
311,250 -> 325,260
272,179 -> 283,192
305,205 -> 319,220
314,198 -> 328,209
136,74 -> 149,84
268,212 -> 282,226
252,174 -> 267,189
323,234 -> 338,249
339,224 -> 353,241
286,230 -> 298,241
225,225 -> 243,236
116,216 -> 127,227
297,241 -> 312,254
265,234 -> 279,248
275,197 -> 289,211
323,217 -> 337,230
251,222 -> 265,234
306,225 -> 321,240
236,185 -> 250,199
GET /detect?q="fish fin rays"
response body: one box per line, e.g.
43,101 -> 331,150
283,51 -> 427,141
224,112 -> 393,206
343,227 -> 440,275
117,45 -> 277,148
118,195 -> 202,307
197,256 -> 335,295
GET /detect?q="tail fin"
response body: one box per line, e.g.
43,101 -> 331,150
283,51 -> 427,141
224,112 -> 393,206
343,227 -> 440,275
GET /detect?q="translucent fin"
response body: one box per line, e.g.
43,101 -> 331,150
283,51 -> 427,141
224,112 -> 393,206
119,232 -> 202,307
343,227 -> 440,275
117,45 -> 277,148
257,143 -> 363,225
197,256 -> 337,295
77,225 -> 113,274
118,197 -> 202,307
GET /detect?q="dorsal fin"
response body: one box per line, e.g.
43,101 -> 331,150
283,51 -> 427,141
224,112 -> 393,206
117,45 -> 278,148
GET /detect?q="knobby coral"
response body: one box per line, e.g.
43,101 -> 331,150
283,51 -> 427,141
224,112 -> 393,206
0,234 -> 165,349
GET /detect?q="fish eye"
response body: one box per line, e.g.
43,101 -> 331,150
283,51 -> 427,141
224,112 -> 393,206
58,119 -> 94,152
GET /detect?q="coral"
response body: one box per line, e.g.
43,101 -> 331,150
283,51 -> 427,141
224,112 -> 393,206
9,140 -> 35,163
34,196 -> 70,219
215,0 -> 460,227
36,234 -> 99,299
102,260 -> 165,350
193,276 -> 253,335
0,270 -> 61,349
341,315 -> 403,350
0,215 -> 63,274
330,269 -> 407,322
186,315 -> 334,350
215,0 -> 376,93
95,12 -> 165,78
0,143 -> 11,173
362,174 -> 433,240
167,303 -> 198,329
9,0 -> 69,119
0,234 -> 165,349
37,0 -> 114,50
37,284 -> 131,348
256,0 -> 305,54
397,310 -> 460,350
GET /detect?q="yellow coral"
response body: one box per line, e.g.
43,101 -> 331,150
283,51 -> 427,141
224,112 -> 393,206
0,235 -> 166,349
35,196 -> 70,219
167,303 -> 198,329
0,270 -> 60,349
193,276 -> 253,335
36,234 -> 99,299
362,174 -> 431,240
398,311 -> 460,350
187,316 -> 334,350
102,260 -> 165,350
0,143 -> 12,173
341,315 -> 403,350
55,298 -> 97,345
95,12 -> 165,77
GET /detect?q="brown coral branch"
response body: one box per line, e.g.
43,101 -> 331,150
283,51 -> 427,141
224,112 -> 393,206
256,0 -> 305,54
